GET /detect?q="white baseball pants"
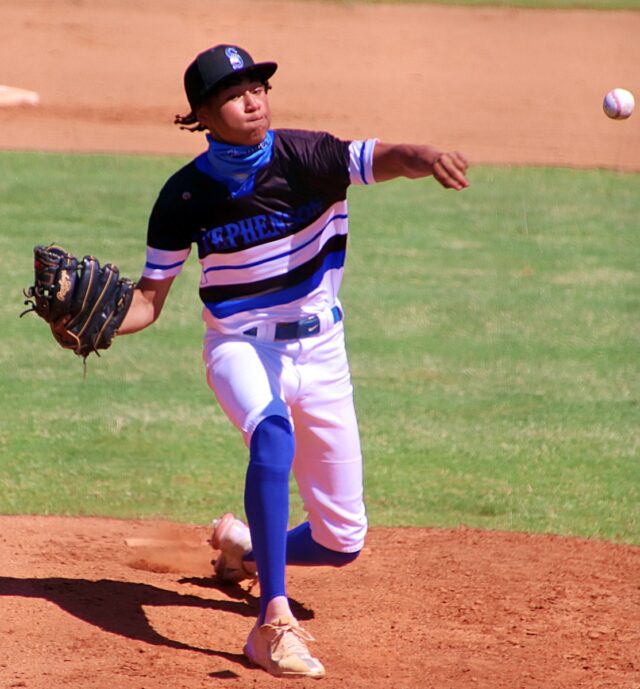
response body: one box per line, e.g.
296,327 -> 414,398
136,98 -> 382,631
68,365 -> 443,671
203,321 -> 367,553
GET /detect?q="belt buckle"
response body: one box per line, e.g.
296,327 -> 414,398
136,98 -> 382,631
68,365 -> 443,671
273,314 -> 320,340
247,307 -> 340,341
298,315 -> 321,337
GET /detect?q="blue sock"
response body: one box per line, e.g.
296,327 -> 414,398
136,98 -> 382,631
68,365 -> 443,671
286,522 -> 361,567
244,519 -> 361,568
244,415 -> 295,624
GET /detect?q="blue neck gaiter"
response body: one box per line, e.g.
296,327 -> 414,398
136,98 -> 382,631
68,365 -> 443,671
205,130 -> 274,198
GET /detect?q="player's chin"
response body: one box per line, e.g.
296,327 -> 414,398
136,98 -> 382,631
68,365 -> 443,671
244,119 -> 270,145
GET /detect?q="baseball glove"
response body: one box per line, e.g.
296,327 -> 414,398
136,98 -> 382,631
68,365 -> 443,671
21,244 -> 135,359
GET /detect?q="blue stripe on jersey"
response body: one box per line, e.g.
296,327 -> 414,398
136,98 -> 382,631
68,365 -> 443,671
359,142 -> 368,185
201,234 -> 346,302
205,249 -> 346,319
145,259 -> 185,270
203,212 -> 348,275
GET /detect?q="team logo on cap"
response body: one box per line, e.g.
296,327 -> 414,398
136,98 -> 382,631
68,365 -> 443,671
225,47 -> 244,71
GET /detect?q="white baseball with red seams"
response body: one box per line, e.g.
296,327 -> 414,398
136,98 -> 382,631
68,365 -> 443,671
603,88 -> 635,120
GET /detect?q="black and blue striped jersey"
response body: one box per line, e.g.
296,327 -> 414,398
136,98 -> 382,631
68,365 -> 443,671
144,128 -> 376,333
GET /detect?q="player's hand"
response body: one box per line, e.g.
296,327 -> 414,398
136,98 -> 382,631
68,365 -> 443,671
432,151 -> 469,190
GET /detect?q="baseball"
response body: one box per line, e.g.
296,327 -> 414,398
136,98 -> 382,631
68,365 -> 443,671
603,88 -> 635,120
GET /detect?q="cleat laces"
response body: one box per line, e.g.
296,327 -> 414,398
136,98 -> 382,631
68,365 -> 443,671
268,621 -> 316,663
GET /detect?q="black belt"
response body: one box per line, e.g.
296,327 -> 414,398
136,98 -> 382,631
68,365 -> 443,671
243,306 -> 342,340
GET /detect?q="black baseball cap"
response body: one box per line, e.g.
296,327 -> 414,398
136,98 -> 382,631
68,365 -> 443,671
184,44 -> 278,110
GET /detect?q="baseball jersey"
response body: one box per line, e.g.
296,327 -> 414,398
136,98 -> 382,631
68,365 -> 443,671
144,129 -> 377,333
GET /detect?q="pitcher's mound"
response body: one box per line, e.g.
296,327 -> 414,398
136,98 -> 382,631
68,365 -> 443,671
0,515 -> 638,689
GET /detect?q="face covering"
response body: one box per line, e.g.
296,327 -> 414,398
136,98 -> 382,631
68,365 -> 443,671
203,130 -> 275,198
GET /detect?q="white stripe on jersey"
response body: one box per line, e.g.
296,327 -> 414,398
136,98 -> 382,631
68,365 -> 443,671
143,247 -> 191,280
348,139 -> 378,185
199,200 -> 348,287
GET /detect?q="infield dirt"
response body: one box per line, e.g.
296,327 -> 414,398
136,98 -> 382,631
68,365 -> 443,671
1,1 -> 639,687
1,0 -> 639,169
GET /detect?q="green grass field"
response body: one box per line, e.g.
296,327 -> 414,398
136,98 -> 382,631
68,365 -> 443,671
0,151 -> 638,543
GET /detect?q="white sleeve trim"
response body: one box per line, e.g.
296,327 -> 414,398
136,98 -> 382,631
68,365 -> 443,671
143,246 -> 190,280
348,139 -> 378,185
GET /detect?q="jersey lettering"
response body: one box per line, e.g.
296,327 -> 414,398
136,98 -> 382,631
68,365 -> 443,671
200,199 -> 325,253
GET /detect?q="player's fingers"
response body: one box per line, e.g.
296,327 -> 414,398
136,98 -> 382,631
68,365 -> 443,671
439,151 -> 469,178
433,152 -> 469,190
449,150 -> 469,173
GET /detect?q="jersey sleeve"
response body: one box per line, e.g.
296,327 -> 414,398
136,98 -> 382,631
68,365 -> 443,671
143,246 -> 191,280
280,130 -> 351,193
348,139 -> 378,185
143,177 -> 193,280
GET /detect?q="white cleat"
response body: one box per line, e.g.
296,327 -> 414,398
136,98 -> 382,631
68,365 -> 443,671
244,616 -> 326,679
209,513 -> 256,584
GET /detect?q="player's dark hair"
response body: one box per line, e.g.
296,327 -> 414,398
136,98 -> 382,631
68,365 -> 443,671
174,77 -> 272,133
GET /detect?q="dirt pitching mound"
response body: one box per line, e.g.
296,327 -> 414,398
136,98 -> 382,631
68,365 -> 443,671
1,516 -> 638,688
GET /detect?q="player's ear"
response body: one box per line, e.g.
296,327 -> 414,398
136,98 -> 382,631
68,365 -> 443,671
193,103 -> 208,127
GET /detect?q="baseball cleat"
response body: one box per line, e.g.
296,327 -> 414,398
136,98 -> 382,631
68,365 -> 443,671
244,616 -> 326,679
209,512 -> 256,584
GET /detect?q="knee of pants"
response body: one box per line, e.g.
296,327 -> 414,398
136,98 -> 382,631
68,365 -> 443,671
308,506 -> 368,555
329,548 -> 361,568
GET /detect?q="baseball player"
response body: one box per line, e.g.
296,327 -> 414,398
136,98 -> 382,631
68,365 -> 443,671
116,44 -> 469,679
